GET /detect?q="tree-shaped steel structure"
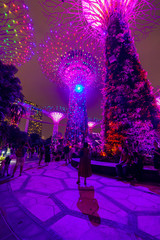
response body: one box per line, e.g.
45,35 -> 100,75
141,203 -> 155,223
60,49 -> 99,142
38,27 -> 104,142
42,106 -> 67,138
41,0 -> 159,41
41,0 -> 160,158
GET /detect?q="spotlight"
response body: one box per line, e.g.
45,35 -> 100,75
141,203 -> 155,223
75,84 -> 84,93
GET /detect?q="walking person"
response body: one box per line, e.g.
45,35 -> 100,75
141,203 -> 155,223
12,141 -> 27,177
64,142 -> 70,165
44,144 -> 50,165
3,155 -> 11,176
77,142 -> 92,185
38,144 -> 45,166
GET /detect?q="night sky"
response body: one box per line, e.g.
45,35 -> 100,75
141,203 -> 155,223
16,1 -> 160,139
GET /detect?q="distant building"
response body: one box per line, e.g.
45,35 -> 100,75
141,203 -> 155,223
25,100 -> 42,137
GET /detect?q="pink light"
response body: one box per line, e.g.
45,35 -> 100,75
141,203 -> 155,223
50,112 -> 64,123
37,26 -> 105,84
82,0 -> 138,31
88,121 -> 97,128
156,97 -> 160,106
42,0 -> 157,40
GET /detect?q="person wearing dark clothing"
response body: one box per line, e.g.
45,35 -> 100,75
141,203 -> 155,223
64,144 -> 70,165
12,142 -> 27,177
131,151 -> 144,181
3,156 -> 11,176
30,147 -> 35,159
39,145 -> 45,166
77,142 -> 92,185
153,140 -> 160,169
45,145 -> 50,164
116,147 -> 131,179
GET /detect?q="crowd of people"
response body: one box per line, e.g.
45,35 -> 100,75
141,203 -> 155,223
0,140 -> 86,176
0,138 -> 159,184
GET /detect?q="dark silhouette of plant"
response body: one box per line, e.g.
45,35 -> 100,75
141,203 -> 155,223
0,61 -> 24,121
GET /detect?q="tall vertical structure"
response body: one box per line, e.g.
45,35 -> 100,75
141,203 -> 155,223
24,100 -> 42,137
58,50 -> 99,142
49,112 -> 65,137
38,28 -> 104,142
42,0 -> 160,156
42,106 -> 67,138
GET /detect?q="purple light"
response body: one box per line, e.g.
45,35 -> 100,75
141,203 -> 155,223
88,121 -> 97,128
50,112 -> 65,123
37,25 -> 105,83
49,112 -> 65,137
156,97 -> 160,107
42,0 -> 159,40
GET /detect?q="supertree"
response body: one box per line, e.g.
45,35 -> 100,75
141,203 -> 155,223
61,50 -> 99,142
42,106 -> 67,138
41,0 -> 159,41
38,27 -> 104,142
39,49 -> 99,142
49,112 -> 65,137
0,0 -> 35,66
42,0 -> 160,158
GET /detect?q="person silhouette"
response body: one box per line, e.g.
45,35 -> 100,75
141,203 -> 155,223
77,142 -> 92,185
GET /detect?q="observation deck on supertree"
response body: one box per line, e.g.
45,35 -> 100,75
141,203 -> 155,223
0,0 -> 35,66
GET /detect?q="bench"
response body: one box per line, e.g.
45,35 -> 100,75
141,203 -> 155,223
71,158 -> 160,182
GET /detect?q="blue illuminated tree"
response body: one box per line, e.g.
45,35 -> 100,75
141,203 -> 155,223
58,50 -> 99,142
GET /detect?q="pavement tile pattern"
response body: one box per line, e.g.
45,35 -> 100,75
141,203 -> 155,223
0,160 -> 160,240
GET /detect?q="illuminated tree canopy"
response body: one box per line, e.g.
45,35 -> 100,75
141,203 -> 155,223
38,25 -> 105,84
0,0 -> 35,66
41,0 -> 159,40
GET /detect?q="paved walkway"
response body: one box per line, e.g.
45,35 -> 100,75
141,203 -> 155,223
0,160 -> 160,240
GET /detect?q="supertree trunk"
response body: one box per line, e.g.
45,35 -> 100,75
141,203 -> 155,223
65,88 -> 88,143
102,12 -> 159,157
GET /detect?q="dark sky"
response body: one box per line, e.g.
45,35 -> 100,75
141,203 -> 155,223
17,1 -> 160,139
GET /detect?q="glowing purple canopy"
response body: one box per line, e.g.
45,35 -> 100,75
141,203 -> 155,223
0,0 -> 35,66
58,49 -> 100,88
38,25 -> 105,83
49,112 -> 65,123
42,0 -> 159,40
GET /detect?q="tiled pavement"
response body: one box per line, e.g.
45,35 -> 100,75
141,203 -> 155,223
0,160 -> 160,240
